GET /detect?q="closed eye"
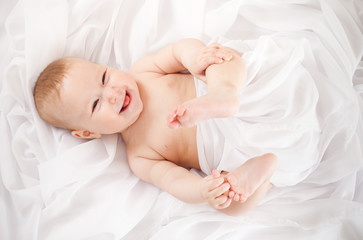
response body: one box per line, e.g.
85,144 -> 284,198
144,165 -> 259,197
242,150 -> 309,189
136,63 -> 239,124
92,68 -> 106,115
92,99 -> 99,113
102,68 -> 107,84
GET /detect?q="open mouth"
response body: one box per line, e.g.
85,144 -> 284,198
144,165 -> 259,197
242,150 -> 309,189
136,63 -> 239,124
119,91 -> 131,113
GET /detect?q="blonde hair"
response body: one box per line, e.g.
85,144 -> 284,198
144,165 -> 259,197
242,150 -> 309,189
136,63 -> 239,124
34,58 -> 72,129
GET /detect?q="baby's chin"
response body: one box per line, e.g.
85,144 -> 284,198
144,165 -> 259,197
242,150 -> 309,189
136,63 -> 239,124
130,100 -> 144,120
122,108 -> 143,133
98,102 -> 143,135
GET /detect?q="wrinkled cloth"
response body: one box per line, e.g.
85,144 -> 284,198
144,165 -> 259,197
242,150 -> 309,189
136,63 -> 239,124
1,0 -> 363,239
197,34 -> 360,189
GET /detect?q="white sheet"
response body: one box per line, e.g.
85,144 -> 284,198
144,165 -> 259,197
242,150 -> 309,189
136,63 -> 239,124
1,0 -> 363,239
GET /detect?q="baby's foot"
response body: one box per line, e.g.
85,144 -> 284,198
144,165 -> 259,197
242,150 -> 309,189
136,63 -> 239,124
166,93 -> 239,129
225,153 -> 277,202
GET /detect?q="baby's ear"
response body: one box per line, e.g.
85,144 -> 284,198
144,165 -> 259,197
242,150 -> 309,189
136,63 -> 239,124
71,130 -> 101,139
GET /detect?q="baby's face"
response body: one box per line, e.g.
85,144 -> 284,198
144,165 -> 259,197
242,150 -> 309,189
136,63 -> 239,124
58,58 -> 143,134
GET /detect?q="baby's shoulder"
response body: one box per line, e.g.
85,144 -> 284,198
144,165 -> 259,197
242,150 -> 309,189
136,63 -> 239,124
124,135 -> 164,162
129,54 -> 165,76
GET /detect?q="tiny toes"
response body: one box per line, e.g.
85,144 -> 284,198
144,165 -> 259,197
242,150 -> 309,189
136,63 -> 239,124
166,112 -> 176,122
225,55 -> 233,61
216,58 -> 224,64
176,105 -> 187,116
166,113 -> 181,129
229,191 -> 235,198
239,194 -> 248,203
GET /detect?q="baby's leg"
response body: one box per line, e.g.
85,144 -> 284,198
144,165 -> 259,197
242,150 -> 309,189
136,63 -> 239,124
167,47 -> 246,129
167,94 -> 240,129
226,153 -> 277,202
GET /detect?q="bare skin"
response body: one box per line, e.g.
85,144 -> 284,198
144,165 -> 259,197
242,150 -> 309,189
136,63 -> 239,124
166,46 -> 243,129
223,153 -> 278,202
125,44 -> 277,211
42,38 -> 278,215
166,92 -> 240,129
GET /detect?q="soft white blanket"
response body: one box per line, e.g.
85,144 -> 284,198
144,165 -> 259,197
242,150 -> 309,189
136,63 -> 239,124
1,0 -> 363,239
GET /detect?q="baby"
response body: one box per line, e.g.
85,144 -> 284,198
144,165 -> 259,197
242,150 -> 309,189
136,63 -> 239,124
34,38 -> 277,215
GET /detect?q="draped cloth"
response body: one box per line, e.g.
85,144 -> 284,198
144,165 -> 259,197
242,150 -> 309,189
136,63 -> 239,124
1,0 -> 362,239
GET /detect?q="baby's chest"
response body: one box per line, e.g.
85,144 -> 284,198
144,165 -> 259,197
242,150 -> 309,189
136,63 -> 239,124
130,74 -> 199,166
150,122 -> 191,157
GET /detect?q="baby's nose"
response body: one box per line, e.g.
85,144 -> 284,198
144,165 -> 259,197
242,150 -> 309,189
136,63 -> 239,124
108,93 -> 116,104
106,87 -> 121,104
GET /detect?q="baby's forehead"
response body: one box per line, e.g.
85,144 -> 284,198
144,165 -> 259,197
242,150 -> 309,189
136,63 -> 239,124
59,57 -> 102,107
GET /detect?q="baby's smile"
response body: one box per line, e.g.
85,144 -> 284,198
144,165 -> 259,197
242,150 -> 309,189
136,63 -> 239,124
120,91 -> 131,114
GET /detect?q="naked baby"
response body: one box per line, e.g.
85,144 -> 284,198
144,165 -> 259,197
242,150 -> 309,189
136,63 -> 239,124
34,38 -> 277,215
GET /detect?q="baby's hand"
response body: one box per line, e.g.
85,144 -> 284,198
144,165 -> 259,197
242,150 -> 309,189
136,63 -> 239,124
200,170 -> 232,210
189,43 -> 233,81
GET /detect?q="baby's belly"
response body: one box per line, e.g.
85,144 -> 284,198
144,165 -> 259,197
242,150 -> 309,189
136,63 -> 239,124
149,74 -> 199,169
160,126 -> 200,169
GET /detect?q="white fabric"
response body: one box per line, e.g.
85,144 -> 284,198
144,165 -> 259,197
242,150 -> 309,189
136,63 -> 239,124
197,33 -> 361,188
1,0 -> 363,239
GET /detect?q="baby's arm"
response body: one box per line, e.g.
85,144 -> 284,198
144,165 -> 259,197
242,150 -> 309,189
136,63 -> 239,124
129,38 -> 231,78
128,156 -> 231,208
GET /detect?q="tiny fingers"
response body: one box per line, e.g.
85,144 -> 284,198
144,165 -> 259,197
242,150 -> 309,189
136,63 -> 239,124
212,169 -> 220,178
209,176 -> 225,189
216,197 -> 232,209
209,182 -> 230,198
208,42 -> 222,49
201,51 -> 232,64
199,44 -> 233,66
205,44 -> 233,60
211,195 -> 227,209
214,49 -> 233,61
212,195 -> 234,209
